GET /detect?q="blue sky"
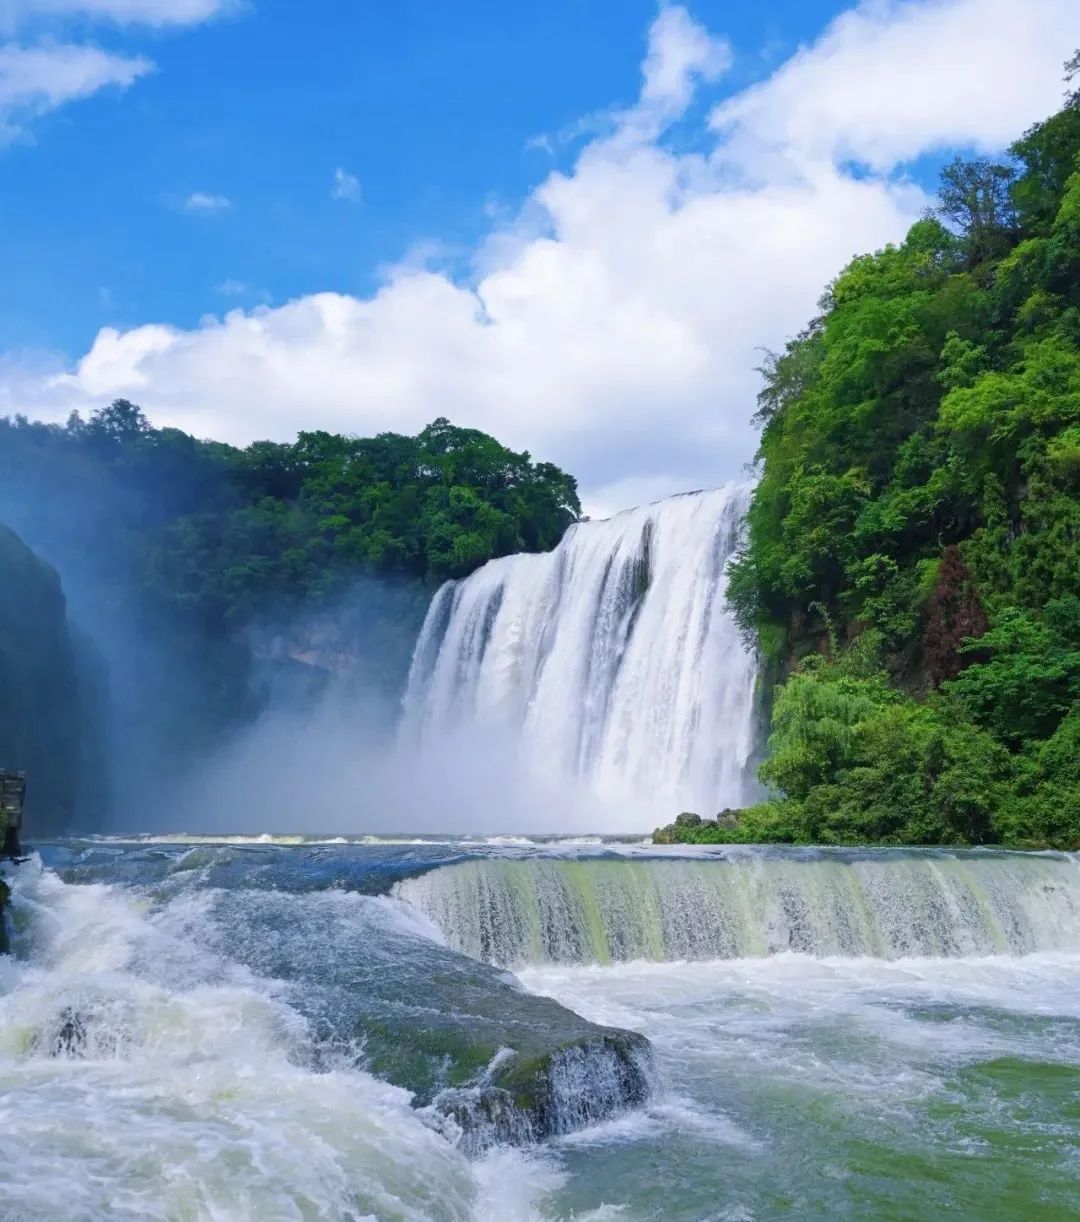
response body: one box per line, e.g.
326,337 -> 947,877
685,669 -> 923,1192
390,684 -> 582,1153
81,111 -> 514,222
3,0 -> 846,354
2,0 -> 1079,512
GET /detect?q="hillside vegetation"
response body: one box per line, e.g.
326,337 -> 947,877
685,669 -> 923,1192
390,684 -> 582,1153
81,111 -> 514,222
673,66 -> 1080,848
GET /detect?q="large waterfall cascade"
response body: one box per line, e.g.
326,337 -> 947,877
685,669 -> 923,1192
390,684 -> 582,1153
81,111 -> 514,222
397,852 -> 1080,966
402,484 -> 758,820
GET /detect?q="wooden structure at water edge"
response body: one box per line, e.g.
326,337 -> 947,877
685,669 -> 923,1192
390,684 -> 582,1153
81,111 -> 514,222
1,770 -> 25,859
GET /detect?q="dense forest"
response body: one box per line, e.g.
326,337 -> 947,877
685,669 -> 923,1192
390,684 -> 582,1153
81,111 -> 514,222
0,406 -> 579,826
665,62 -> 1080,849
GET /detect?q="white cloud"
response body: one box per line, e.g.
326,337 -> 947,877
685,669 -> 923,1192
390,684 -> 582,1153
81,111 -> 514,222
216,278 -> 248,296
0,39 -> 150,139
0,0 -> 240,141
331,167 -> 362,202
3,0 -> 234,28
182,191 -> 231,213
639,3 -> 731,117
712,0 -> 1080,173
10,0 -> 1080,512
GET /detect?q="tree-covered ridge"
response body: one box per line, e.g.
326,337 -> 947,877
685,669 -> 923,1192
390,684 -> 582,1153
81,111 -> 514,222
708,68 -> 1080,849
1,403 -> 580,622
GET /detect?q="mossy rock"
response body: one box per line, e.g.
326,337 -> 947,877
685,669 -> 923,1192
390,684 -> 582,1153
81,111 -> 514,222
437,1028 -> 653,1154
206,887 -> 656,1151
653,808 -> 746,844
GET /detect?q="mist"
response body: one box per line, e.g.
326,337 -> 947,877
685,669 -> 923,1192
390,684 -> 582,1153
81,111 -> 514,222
150,691 -> 630,837
0,410 -> 438,834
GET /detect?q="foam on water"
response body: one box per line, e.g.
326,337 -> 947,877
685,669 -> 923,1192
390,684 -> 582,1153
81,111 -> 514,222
0,860 -> 556,1222
8,838 -> 1080,1221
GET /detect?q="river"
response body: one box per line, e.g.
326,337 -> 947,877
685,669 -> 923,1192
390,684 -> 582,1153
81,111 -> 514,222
2,836 -> 1079,1221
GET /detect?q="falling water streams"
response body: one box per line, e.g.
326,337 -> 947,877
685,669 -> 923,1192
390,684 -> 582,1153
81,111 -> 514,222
403,485 -> 759,819
396,850 -> 1080,965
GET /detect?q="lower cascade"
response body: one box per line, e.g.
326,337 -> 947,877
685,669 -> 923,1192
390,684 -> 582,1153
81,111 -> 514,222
402,484 -> 758,819
396,850 -> 1080,966
7,839 -> 1080,1220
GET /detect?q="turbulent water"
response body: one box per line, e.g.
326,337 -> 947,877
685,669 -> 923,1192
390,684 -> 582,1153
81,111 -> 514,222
403,486 -> 758,820
4,838 -> 1080,1221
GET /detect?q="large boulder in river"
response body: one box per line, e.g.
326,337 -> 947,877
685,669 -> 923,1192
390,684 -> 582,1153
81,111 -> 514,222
191,883 -> 654,1151
365,991 -> 653,1153
438,1029 -> 651,1153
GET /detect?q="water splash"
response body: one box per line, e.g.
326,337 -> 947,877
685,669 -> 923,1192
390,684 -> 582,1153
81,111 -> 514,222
396,851 -> 1080,966
0,860 -> 562,1220
402,485 -> 758,824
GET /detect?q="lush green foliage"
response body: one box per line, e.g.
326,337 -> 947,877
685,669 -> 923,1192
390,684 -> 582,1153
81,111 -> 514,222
720,76 -> 1080,848
1,403 -> 579,613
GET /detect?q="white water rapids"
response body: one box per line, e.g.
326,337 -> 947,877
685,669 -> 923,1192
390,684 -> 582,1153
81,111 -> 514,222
402,485 -> 757,823
5,842 -> 1080,1221
0,859 -> 564,1222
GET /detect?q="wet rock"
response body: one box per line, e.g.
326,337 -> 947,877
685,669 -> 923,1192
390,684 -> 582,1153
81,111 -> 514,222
654,811 -> 702,843
653,808 -> 746,843
202,888 -> 656,1150
436,1029 -> 653,1153
35,1007 -> 90,1058
33,1002 -> 131,1059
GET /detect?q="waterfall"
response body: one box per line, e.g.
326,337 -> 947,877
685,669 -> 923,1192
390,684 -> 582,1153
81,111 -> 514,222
396,852 -> 1080,966
402,484 -> 758,821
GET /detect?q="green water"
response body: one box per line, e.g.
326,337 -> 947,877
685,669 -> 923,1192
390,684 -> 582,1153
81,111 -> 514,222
519,953 -> 1080,1220
9,841 -> 1080,1220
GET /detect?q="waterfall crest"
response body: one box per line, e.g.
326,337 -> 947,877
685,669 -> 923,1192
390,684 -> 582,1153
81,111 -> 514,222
396,852 -> 1080,966
402,484 -> 758,821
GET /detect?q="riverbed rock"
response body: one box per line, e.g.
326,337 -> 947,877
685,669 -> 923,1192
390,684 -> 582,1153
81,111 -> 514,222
653,808 -> 746,843
437,1029 -> 653,1153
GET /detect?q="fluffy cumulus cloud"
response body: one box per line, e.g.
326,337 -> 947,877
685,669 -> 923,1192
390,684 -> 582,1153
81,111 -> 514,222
712,0 -> 1080,172
10,0 -> 1080,513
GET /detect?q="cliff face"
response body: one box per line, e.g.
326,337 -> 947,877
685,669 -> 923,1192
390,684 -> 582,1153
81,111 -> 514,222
0,523 -> 90,835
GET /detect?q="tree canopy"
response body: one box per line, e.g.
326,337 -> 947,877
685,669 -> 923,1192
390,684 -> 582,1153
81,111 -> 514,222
687,57 -> 1080,849
0,407 -> 579,622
